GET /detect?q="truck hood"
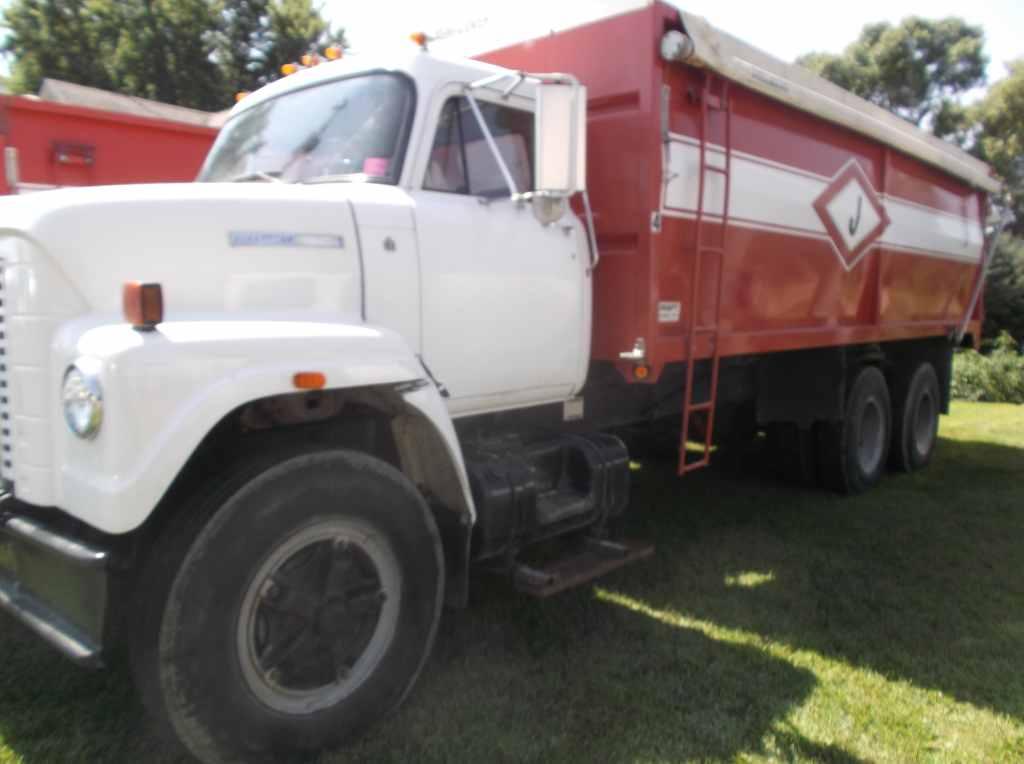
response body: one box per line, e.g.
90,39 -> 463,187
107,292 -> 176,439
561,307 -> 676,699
0,182 -> 374,318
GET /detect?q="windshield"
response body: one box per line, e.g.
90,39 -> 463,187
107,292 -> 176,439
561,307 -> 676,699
199,72 -> 414,184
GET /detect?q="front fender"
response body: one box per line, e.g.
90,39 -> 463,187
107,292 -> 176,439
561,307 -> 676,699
51,317 -> 471,534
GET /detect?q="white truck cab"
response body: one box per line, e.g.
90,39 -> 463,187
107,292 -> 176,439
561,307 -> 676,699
0,50 -> 594,530
205,51 -> 593,416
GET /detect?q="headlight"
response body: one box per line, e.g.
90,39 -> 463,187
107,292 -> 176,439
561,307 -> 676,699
62,361 -> 103,439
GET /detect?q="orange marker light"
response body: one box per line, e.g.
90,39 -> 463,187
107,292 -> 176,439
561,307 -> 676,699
324,45 -> 343,60
301,53 -> 318,67
634,364 -> 650,380
409,32 -> 428,49
234,91 -> 250,103
123,282 -> 164,331
293,372 -> 326,390
280,63 -> 299,76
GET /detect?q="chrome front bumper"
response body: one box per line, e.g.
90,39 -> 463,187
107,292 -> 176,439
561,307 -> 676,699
0,495 -> 111,666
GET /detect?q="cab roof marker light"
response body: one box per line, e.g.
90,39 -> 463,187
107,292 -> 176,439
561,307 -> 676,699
324,45 -> 343,60
409,32 -> 428,50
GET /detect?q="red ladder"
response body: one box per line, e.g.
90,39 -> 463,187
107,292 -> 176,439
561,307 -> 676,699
678,74 -> 732,475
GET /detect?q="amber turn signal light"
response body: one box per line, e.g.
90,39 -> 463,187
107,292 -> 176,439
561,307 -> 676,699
409,32 -> 428,49
293,372 -> 326,390
123,282 -> 163,331
633,364 -> 650,380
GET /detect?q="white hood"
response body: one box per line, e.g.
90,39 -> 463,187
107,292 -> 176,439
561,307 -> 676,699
0,182 -> 368,319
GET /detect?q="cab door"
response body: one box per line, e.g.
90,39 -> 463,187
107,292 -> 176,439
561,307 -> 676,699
411,92 -> 590,417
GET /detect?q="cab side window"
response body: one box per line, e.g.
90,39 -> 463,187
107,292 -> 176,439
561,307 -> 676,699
424,97 -> 533,196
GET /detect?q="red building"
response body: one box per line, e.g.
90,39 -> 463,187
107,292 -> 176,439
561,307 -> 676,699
0,79 -> 221,195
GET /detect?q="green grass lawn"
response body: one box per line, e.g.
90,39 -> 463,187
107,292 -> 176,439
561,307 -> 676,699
0,402 -> 1022,763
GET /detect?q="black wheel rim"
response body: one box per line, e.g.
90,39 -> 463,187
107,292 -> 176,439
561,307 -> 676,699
237,518 -> 400,714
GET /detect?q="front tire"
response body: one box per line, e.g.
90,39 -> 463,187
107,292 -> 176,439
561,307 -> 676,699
131,449 -> 444,763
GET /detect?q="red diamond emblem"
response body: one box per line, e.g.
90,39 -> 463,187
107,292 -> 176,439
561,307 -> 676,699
813,159 -> 891,270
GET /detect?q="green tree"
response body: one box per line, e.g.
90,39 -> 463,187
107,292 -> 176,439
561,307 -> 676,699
982,235 -> 1024,342
797,17 -> 987,138
216,0 -> 346,93
215,0 -> 270,93
973,59 -> 1024,235
2,0 -> 345,108
103,0 -> 225,110
1,0 -> 226,109
259,0 -> 345,84
1,0 -> 114,95
972,62 -> 1024,341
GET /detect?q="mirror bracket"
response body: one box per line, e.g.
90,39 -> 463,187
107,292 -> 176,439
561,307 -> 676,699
464,71 -> 600,273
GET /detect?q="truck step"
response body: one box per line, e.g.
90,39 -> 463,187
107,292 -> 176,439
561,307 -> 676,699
512,538 -> 654,598
535,488 -> 591,526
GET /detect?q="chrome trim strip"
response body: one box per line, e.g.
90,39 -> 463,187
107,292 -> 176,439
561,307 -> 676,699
2,515 -> 108,568
0,574 -> 102,666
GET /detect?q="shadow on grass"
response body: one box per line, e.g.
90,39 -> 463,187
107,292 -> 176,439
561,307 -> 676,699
331,582 -> 862,763
0,548 -> 852,763
611,432 -> 1024,722
0,580 -> 852,764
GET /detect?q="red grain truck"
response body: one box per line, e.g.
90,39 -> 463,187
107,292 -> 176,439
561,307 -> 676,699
0,5 -> 1002,761
476,4 -> 1001,484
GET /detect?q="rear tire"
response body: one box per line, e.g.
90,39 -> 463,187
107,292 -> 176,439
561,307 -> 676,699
889,362 -> 940,472
131,449 -> 444,764
818,365 -> 891,495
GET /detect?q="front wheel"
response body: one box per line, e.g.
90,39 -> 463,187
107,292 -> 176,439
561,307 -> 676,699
131,449 -> 444,763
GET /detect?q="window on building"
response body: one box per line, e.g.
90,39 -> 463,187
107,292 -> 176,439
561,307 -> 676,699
424,97 -> 533,197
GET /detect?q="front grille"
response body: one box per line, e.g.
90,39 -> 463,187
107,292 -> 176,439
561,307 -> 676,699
0,269 -> 11,486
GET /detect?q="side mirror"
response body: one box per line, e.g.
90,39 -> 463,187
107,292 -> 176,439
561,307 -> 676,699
534,82 -> 587,197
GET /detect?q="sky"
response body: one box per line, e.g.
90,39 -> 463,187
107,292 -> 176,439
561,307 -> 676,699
0,0 -> 1019,87
324,0 -> 1024,83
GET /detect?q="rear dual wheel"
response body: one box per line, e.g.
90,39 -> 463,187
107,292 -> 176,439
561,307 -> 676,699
889,362 -> 940,472
818,365 -> 891,495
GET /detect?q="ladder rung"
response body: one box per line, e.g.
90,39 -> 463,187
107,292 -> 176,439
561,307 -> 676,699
686,401 -> 714,413
704,94 -> 723,109
680,457 -> 710,474
693,326 -> 719,333
703,165 -> 729,175
698,247 -> 726,256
